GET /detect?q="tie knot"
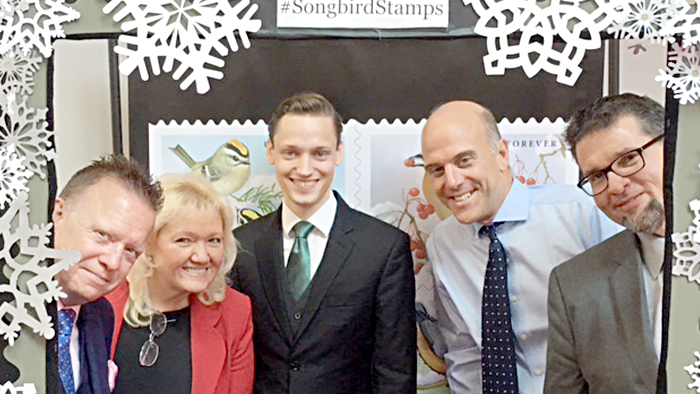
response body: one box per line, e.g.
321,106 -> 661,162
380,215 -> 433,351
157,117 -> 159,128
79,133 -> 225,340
293,221 -> 314,239
480,223 -> 502,241
58,309 -> 76,336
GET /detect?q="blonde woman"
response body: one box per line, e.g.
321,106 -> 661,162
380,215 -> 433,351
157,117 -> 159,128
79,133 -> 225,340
107,173 -> 253,394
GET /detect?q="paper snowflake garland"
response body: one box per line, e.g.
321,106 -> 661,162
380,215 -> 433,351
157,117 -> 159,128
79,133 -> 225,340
103,0 -> 262,94
0,143 -> 31,209
462,0 -> 629,86
0,49 -> 41,97
0,382 -> 36,394
685,351 -> 700,392
0,94 -> 53,179
656,42 -> 700,104
607,0 -> 687,44
660,0 -> 700,47
0,191 -> 80,345
0,0 -> 80,57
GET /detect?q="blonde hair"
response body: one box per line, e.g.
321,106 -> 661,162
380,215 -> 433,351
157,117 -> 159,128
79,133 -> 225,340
124,172 -> 236,327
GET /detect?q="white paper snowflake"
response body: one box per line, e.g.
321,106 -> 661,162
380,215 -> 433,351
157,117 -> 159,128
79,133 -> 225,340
671,225 -> 700,281
103,0 -> 262,94
462,0 -> 630,86
685,351 -> 700,392
0,0 -> 80,57
656,42 -> 700,104
0,49 -> 41,97
0,192 -> 80,345
691,198 -> 700,237
0,143 -> 31,209
672,199 -> 700,283
0,95 -> 53,179
0,382 -> 36,394
607,0 -> 687,43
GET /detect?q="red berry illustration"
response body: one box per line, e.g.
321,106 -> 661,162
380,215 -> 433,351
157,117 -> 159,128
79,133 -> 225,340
425,204 -> 435,214
409,187 -> 420,197
517,176 -> 526,184
526,177 -> 536,185
404,158 -> 415,167
415,248 -> 427,259
414,262 -> 425,275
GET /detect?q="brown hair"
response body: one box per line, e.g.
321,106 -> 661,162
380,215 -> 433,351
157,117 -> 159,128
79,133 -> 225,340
60,154 -> 162,211
564,93 -> 664,162
268,92 -> 343,145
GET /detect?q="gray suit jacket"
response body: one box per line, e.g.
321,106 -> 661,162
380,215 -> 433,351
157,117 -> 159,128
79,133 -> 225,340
544,230 -> 658,394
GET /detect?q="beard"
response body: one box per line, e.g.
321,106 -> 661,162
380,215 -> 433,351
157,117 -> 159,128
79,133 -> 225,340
620,198 -> 665,235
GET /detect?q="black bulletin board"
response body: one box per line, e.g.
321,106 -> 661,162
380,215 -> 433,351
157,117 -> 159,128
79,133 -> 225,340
128,37 -> 604,168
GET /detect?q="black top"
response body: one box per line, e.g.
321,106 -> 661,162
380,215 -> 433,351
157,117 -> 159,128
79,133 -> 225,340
113,307 -> 192,394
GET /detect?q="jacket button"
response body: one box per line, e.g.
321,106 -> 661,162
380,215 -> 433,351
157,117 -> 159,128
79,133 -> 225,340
293,312 -> 302,320
290,361 -> 300,371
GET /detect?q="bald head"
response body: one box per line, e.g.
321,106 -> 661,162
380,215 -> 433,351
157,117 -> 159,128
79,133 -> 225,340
421,101 -> 512,225
425,101 -> 501,153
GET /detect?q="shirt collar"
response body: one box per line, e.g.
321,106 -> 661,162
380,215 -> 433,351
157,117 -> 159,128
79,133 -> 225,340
637,232 -> 664,280
469,177 -> 529,239
282,192 -> 337,238
57,299 -> 81,315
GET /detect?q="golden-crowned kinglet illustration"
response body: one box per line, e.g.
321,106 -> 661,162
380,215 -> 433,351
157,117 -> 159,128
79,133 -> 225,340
170,139 -> 251,196
236,208 -> 261,227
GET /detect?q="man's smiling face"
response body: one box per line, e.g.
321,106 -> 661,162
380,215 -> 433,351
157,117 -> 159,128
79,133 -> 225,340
575,115 -> 665,236
267,114 -> 344,219
422,102 -> 512,225
53,177 -> 156,306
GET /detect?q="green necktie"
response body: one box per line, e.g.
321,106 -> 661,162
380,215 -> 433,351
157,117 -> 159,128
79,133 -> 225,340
287,221 -> 314,300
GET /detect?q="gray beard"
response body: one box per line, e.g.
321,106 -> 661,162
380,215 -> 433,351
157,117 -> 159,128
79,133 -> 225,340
620,198 -> 665,235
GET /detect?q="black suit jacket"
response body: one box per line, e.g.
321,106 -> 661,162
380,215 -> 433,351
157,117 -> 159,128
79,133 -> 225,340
231,193 -> 417,394
59,297 -> 113,394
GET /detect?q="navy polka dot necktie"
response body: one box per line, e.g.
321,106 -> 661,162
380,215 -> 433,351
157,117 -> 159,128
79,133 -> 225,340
58,309 -> 77,394
480,223 -> 519,394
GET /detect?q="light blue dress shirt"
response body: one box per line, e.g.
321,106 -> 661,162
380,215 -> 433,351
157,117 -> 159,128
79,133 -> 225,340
427,179 -> 623,394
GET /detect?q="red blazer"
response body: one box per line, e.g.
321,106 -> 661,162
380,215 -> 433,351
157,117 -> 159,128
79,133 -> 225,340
107,284 -> 254,394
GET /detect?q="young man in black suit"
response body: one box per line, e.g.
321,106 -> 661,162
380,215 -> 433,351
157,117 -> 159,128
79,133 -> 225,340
230,92 -> 416,394
53,155 -> 161,394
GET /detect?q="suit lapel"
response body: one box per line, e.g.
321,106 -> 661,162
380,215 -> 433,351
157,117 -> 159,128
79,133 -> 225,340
255,209 -> 295,342
76,314 -> 91,394
608,231 -> 658,390
295,197 -> 355,339
191,298 -> 225,394
76,303 -> 108,394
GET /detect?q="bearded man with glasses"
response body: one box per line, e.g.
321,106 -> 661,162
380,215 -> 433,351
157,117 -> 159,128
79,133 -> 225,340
544,93 -> 666,394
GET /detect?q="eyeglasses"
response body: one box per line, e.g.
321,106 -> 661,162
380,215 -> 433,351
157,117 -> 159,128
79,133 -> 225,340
577,134 -> 664,197
139,312 -> 173,367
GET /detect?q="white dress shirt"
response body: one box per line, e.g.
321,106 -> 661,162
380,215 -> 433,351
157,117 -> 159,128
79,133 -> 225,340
637,232 -> 664,359
281,193 -> 338,279
57,300 -> 81,389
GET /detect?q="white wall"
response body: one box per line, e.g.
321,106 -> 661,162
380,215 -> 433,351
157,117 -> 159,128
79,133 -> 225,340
53,39 -> 113,192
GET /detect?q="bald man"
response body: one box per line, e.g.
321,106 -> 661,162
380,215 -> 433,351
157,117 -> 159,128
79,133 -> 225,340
421,101 -> 621,393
